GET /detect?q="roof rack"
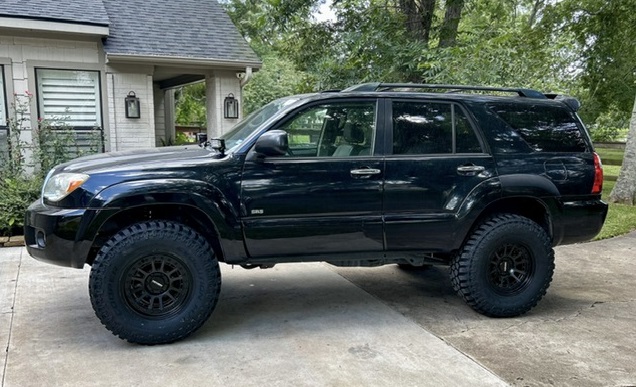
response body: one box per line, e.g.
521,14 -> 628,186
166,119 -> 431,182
342,82 -> 547,99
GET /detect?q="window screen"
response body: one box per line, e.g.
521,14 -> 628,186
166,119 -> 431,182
490,103 -> 586,152
36,69 -> 102,129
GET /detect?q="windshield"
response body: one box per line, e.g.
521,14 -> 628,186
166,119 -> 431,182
222,96 -> 304,150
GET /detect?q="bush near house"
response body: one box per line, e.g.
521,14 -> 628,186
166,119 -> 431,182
0,95 -> 102,236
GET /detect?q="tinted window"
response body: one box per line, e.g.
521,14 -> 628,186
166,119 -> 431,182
490,103 -> 586,152
392,101 -> 482,154
278,101 -> 376,157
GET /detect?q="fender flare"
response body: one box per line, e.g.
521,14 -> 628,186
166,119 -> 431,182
79,179 -> 243,260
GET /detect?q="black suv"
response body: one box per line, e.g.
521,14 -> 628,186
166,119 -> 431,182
25,83 -> 608,345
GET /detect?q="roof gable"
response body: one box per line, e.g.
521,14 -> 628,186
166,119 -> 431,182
102,0 -> 260,64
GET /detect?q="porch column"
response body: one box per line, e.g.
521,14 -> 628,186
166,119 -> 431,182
205,73 -> 222,139
164,88 -> 176,141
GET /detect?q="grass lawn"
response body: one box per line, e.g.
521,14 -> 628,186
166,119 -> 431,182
594,169 -> 636,240
595,147 -> 624,166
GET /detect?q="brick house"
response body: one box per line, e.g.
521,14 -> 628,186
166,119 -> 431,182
0,0 -> 260,155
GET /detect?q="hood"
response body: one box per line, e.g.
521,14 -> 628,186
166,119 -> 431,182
55,145 -> 220,175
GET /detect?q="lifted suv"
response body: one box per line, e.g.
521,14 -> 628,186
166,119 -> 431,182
25,83 -> 608,344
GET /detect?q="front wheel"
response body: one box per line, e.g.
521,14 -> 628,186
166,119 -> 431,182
89,221 -> 221,345
449,214 -> 554,317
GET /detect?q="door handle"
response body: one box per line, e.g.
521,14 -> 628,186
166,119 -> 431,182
457,165 -> 485,175
350,168 -> 381,178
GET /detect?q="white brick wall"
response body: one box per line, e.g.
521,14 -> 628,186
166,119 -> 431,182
106,72 -> 155,151
206,71 -> 242,139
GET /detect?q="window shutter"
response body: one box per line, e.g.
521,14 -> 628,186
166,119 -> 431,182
36,70 -> 101,129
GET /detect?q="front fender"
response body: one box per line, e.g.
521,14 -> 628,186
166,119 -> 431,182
82,179 -> 244,259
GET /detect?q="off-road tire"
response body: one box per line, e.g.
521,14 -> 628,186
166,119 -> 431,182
89,221 -> 221,345
449,214 -> 554,317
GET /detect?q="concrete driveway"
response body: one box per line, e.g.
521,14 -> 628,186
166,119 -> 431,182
1,232 -> 634,386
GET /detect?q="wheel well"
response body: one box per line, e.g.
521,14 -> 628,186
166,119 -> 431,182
470,197 -> 552,242
86,204 -> 224,265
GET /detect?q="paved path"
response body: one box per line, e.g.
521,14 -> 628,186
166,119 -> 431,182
1,232 -> 634,386
1,247 -> 505,387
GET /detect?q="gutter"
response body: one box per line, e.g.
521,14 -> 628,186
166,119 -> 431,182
106,53 -> 262,70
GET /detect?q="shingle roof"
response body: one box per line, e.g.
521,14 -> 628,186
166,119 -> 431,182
0,0 -> 260,65
0,0 -> 109,26
102,0 -> 260,64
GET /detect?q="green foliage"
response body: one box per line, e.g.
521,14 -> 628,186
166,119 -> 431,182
175,83 -> 207,126
243,56 -> 309,113
589,108 -> 630,142
0,175 -> 41,236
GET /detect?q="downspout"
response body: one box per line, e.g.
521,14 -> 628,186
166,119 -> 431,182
239,67 -> 253,87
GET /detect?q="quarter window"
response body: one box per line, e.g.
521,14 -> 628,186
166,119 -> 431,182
277,101 -> 376,157
490,103 -> 586,152
392,101 -> 482,154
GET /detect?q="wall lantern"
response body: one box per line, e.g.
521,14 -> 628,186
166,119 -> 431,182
224,93 -> 239,119
125,91 -> 141,119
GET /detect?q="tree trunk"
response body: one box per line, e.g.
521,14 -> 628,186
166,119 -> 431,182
398,0 -> 436,45
609,94 -> 636,205
420,0 -> 436,45
438,0 -> 465,48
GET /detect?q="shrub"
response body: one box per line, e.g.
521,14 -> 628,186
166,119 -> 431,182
0,175 -> 42,236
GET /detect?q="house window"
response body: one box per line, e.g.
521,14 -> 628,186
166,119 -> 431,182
35,69 -> 104,155
36,69 -> 102,128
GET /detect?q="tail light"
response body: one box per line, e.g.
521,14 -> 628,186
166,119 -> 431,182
592,152 -> 603,195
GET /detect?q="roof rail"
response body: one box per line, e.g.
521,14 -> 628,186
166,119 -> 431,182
342,82 -> 547,99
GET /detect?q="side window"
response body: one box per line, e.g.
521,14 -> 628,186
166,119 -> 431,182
490,103 -> 587,152
455,108 -> 482,153
278,101 -> 376,157
392,101 -> 482,155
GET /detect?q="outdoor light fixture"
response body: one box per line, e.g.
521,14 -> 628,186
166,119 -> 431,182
125,91 -> 140,119
224,93 -> 239,119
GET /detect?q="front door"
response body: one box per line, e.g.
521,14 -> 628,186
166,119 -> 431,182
240,99 -> 384,259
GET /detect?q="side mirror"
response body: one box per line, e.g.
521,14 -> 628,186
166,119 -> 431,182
254,130 -> 289,157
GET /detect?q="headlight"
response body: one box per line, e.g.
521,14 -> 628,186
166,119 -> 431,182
42,173 -> 90,202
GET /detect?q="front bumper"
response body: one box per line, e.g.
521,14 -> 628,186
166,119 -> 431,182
24,200 -> 92,268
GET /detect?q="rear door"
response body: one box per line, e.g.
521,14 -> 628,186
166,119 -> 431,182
383,98 -> 497,252
240,98 -> 385,259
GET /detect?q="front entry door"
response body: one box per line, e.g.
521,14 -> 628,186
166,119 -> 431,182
240,99 -> 384,259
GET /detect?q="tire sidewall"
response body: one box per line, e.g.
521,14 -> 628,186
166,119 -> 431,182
90,222 -> 220,344
470,223 -> 551,310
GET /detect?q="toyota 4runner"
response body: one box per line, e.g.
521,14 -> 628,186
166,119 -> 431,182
25,83 -> 608,344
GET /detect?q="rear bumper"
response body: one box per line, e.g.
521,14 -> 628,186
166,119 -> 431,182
24,200 -> 92,268
554,199 -> 608,245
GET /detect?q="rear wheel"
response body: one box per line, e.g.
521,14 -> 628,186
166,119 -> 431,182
450,214 -> 554,317
89,221 -> 221,345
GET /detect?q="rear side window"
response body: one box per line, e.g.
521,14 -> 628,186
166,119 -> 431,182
490,103 -> 587,152
392,101 -> 482,155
